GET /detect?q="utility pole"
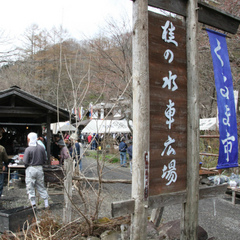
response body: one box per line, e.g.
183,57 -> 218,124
131,0 -> 149,239
181,0 -> 200,239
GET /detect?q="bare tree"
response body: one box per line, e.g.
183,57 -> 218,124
86,17 -> 132,98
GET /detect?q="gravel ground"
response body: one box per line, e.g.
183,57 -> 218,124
1,157 -> 240,240
160,195 -> 240,240
0,155 -> 132,226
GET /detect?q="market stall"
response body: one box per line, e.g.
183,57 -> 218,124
0,86 -> 73,162
200,117 -> 218,131
81,119 -> 133,134
51,121 -> 77,134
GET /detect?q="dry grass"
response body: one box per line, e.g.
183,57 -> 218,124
1,213 -> 130,239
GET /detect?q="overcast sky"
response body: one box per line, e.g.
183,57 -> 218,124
0,0 -> 132,50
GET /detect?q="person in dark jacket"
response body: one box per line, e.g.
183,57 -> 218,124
51,134 -> 61,160
0,132 -> 9,198
119,138 -> 127,167
23,132 -> 49,208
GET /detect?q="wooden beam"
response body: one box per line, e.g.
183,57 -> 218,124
150,184 -> 227,209
149,190 -> 186,210
199,184 -> 227,199
0,106 -> 46,115
0,123 -> 43,126
148,0 -> 240,34
199,153 -> 218,157
111,199 -> 135,218
198,2 -> 240,34
149,0 -> 186,16
111,184 -> 227,217
200,135 -> 219,138
72,176 -> 132,184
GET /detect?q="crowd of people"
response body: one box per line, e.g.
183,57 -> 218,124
51,132 -> 134,174
56,132 -> 133,173
0,130 -> 133,207
80,132 -> 133,173
80,132 -> 132,149
51,132 -> 132,169
51,132 -> 82,171
0,130 -> 83,207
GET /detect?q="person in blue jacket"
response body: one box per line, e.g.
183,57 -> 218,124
119,138 -> 127,167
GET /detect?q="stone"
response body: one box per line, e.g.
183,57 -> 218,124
87,236 -> 101,240
100,230 -> 121,240
147,221 -> 160,239
200,178 -> 212,185
71,236 -> 87,240
158,220 -> 208,240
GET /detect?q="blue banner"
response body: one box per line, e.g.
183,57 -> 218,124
206,29 -> 238,169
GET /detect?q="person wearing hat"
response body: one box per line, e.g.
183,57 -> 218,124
23,132 -> 49,208
57,139 -> 69,165
70,133 -> 81,171
0,132 -> 9,199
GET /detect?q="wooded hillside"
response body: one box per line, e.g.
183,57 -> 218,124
0,0 -> 239,119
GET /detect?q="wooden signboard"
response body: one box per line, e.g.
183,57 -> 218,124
149,11 -> 187,196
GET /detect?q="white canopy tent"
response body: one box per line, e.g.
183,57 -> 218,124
199,118 -> 218,131
82,118 -> 217,133
81,119 -> 132,134
51,121 -> 77,134
199,91 -> 238,131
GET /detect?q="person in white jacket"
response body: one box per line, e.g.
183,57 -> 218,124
23,132 -> 49,209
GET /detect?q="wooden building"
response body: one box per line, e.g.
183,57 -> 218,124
0,86 -> 72,163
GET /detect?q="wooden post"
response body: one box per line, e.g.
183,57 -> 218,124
181,0 -> 199,239
150,207 -> 164,227
232,190 -> 236,205
131,0 -> 149,239
63,158 -> 73,224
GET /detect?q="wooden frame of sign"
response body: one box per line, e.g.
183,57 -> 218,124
117,1 -> 240,239
149,0 -> 240,34
111,5 -> 237,218
112,184 -> 227,217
